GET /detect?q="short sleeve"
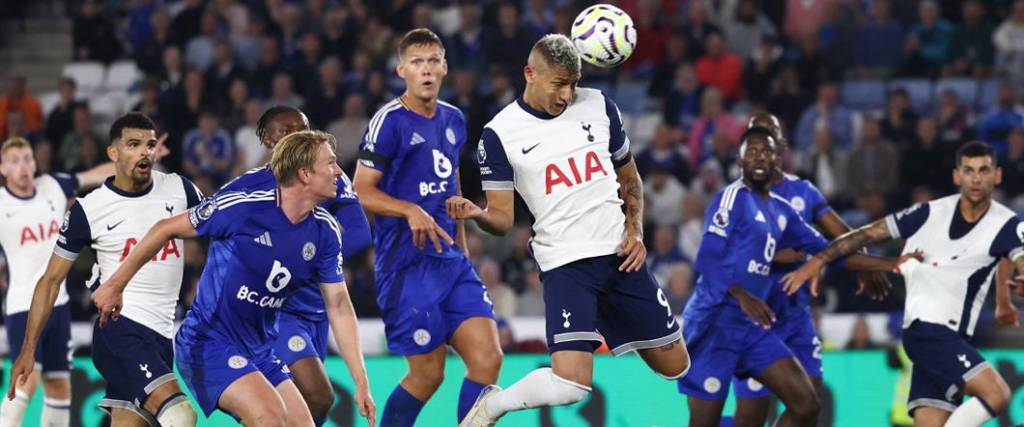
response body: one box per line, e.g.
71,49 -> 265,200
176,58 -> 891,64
603,93 -> 631,167
54,202 -> 91,261
315,209 -> 345,284
188,194 -> 243,239
779,201 -> 828,255
990,217 -> 1024,260
704,186 -> 742,239
180,175 -> 203,208
885,203 -> 931,239
49,173 -> 79,198
805,184 -> 833,223
359,109 -> 401,172
479,128 -> 514,191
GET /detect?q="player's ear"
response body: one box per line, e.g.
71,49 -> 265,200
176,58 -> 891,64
995,166 -> 1003,185
523,64 -> 533,84
106,141 -> 118,162
952,166 -> 961,186
396,60 -> 405,80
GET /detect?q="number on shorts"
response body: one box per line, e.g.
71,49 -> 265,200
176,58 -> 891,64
812,336 -> 823,360
656,288 -> 672,318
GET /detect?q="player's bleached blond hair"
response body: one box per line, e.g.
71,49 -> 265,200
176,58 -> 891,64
531,34 -> 581,74
0,137 -> 31,157
271,130 -> 336,186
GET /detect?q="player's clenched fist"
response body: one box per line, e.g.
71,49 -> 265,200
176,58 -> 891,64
403,203 -> 453,253
445,196 -> 483,220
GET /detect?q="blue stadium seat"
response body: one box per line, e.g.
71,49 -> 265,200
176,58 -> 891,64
977,78 -> 1001,111
888,78 -> 934,114
933,78 -> 978,109
613,81 -> 652,113
840,80 -> 886,111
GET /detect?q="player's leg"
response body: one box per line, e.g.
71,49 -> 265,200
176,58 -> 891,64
40,377 -> 71,427
274,314 -> 334,423
945,366 -> 1010,426
751,357 -> 819,427
381,346 -> 447,426
0,309 -> 40,427
676,327 -> 736,427
108,408 -> 152,427
732,379 -> 772,427
139,380 -> 196,427
38,304 -> 73,427
446,259 -> 503,423
288,357 -> 334,422
688,397 -> 728,427
912,407 -> 951,427
277,380 -> 316,426
218,372 -> 292,427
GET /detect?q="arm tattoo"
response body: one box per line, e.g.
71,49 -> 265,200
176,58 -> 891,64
815,218 -> 894,263
1013,256 -> 1024,277
617,164 -> 643,233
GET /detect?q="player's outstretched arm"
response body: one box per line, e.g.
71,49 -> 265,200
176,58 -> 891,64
994,258 -> 1020,326
320,282 -> 376,427
446,190 -> 514,236
353,164 -> 453,252
817,211 -> 894,300
615,158 -> 646,272
9,254 -> 75,400
74,162 -> 116,189
782,218 -> 896,295
93,212 -> 197,326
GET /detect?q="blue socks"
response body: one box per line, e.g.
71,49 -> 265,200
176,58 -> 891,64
381,385 -> 424,427
458,378 -> 487,423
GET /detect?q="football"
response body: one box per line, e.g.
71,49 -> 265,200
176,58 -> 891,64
570,4 -> 637,68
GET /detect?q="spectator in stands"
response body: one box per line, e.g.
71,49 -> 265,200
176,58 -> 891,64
4,111 -> 42,145
724,0 -> 778,61
648,35 -> 689,100
134,7 -> 172,76
446,2 -> 489,75
169,0 -> 204,47
44,78 -> 82,147
1001,127 -> 1024,200
72,0 -> 121,64
522,0 -> 555,39
277,3 -> 304,59
499,225 -> 533,294
361,71 -> 390,112
687,87 -> 741,167
158,45 -> 184,88
220,78 -> 251,133
847,316 -> 879,350
268,72 -> 304,109
677,192 -> 705,262
249,36 -> 284,98
902,117 -> 954,195
624,0 -> 670,72
232,99 -> 265,177
124,0 -> 157,52
689,158 -> 726,203
794,81 -> 853,151
182,110 -> 234,187
855,0 -> 904,78
636,122 -> 691,184
695,31 -> 744,102
343,50 -> 372,95
58,103 -> 104,172
792,33 -> 835,95
847,117 -> 900,196
703,131 -> 741,183
132,78 -> 164,131
648,225 -> 687,287
320,8 -> 357,64
449,70 -> 485,141
766,64 -> 807,131
205,40 -> 245,113
934,89 -> 975,146
664,63 -> 703,129
516,263 -> 545,317
744,35 -> 783,105
881,88 -> 920,149
233,11 -> 266,71
645,164 -> 687,227
306,58 -> 345,129
978,81 -> 1024,155
185,10 -> 221,71
783,0 -> 827,40
665,263 -> 694,314
799,125 -> 846,200
0,76 -> 42,140
994,0 -> 1024,86
481,68 -> 516,121
818,0 -> 859,72
946,0 -> 996,78
289,33 -> 325,97
356,14 -> 395,66
327,93 -> 368,170
486,2 -> 533,77
681,0 -> 720,59
479,257 -> 517,319
902,0 -> 954,77
160,68 -> 208,170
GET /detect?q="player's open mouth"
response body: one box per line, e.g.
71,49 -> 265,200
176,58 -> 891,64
753,167 -> 767,175
135,160 -> 152,174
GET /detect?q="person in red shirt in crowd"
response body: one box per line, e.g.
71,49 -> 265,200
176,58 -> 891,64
696,32 -> 744,102
0,76 -> 43,140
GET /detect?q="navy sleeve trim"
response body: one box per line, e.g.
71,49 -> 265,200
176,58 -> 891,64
886,203 -> 930,240
55,202 -> 91,260
603,92 -> 631,161
479,127 -> 515,190
180,175 -> 203,208
991,217 -> 1024,259
50,173 -> 79,198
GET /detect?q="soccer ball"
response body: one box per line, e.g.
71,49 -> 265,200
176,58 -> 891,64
570,4 -> 637,68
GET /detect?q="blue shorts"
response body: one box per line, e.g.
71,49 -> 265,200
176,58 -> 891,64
678,317 -> 793,400
732,309 -> 823,399
903,321 -> 989,415
175,327 -> 292,417
273,312 -> 329,365
6,305 -> 71,378
377,255 -> 495,355
540,255 -> 681,355
91,316 -> 175,420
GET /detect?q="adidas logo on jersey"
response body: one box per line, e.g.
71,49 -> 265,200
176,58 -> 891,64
410,132 -> 426,146
254,232 -> 273,247
754,211 -> 766,223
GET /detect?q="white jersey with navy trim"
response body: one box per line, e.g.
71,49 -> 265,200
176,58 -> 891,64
0,174 -> 78,315
887,195 -> 1024,336
478,88 -> 631,271
55,171 -> 202,338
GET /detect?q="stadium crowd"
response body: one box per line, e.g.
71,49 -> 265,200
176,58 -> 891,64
2,0 -> 1024,350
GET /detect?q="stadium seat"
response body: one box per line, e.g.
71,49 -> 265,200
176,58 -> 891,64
840,80 -> 886,111
38,90 -> 60,116
614,81 -> 653,114
622,111 -> 661,148
933,78 -> 978,109
90,91 -> 127,121
104,60 -> 141,92
62,61 -> 106,94
888,78 -> 934,114
977,78 -> 1001,111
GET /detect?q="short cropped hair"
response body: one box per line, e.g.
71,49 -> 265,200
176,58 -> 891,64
531,34 -> 580,74
0,137 -> 31,157
955,140 -> 996,167
738,126 -> 776,158
398,28 -> 445,58
271,130 -> 336,186
109,112 -> 156,143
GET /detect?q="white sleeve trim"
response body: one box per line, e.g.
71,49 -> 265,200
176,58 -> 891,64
885,215 -> 901,240
53,246 -> 80,261
481,181 -> 514,191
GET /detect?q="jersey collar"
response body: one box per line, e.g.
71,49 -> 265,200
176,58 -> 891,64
2,184 -> 36,200
103,177 -> 154,198
516,97 -> 560,120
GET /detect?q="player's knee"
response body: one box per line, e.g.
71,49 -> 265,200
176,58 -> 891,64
156,398 -> 198,427
656,351 -> 691,380
465,347 -> 503,378
407,367 -> 445,393
41,377 -> 71,399
789,394 -> 820,422
978,381 -> 1011,414
305,388 -> 335,421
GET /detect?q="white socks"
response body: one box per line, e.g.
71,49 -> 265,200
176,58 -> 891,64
0,390 -> 29,427
40,397 -> 70,427
156,394 -> 197,427
944,397 -> 996,427
485,367 -> 591,417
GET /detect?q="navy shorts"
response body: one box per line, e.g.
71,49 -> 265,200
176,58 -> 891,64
6,305 -> 72,378
677,317 -> 794,401
91,316 -> 175,421
273,312 -> 329,365
175,327 -> 292,417
903,320 -> 989,415
540,255 -> 681,355
377,255 -> 495,355
732,308 -> 823,399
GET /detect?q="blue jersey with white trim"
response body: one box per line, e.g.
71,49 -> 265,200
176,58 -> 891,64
218,166 -> 371,320
358,99 -> 468,272
684,181 -> 828,327
180,190 -> 345,354
766,174 -> 833,317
